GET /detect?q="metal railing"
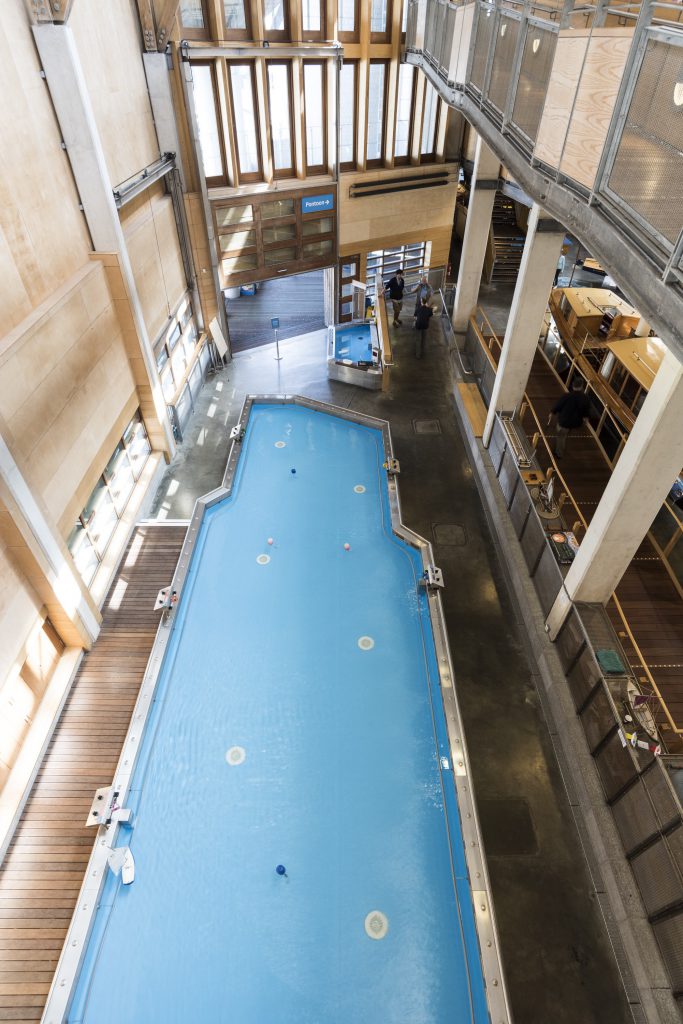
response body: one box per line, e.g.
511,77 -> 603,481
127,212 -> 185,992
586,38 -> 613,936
406,0 -> 683,285
467,310 -> 682,740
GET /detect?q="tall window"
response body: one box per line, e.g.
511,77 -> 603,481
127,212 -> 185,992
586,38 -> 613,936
370,0 -> 391,40
229,63 -> 262,180
421,82 -> 439,158
264,0 -> 288,36
339,61 -> 357,170
366,62 -> 387,165
224,0 -> 247,32
68,413 -> 151,585
338,0 -> 358,39
304,61 -> 326,172
302,0 -> 322,37
267,63 -> 294,177
192,63 -> 226,185
394,64 -> 415,162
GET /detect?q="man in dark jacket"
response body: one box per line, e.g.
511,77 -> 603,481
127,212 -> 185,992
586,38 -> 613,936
385,268 -> 405,326
550,376 -> 590,457
414,297 -> 433,359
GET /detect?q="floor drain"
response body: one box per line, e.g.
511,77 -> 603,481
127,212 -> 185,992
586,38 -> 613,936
354,484 -> 366,494
275,441 -> 286,448
256,554 -> 271,565
226,746 -> 246,766
358,636 -> 375,651
364,911 -> 388,939
433,524 -> 467,547
413,419 -> 442,435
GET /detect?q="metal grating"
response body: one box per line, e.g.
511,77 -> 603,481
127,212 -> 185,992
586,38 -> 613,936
469,4 -> 495,93
652,913 -> 683,992
607,38 -> 683,247
487,15 -> 519,113
612,779 -> 660,855
511,25 -> 557,143
630,832 -> 683,917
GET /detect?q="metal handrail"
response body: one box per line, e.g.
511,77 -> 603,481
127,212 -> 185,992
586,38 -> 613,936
468,312 -> 680,738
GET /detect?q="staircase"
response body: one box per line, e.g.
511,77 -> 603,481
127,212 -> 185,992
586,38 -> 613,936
490,192 -> 525,284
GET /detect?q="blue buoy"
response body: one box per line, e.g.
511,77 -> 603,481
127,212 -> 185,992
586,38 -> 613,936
276,864 -> 287,876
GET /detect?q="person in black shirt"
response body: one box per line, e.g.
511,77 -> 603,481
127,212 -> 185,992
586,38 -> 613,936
414,297 -> 433,358
385,269 -> 405,327
550,376 -> 590,457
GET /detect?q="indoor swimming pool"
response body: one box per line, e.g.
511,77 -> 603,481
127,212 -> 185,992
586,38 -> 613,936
50,399 -> 505,1024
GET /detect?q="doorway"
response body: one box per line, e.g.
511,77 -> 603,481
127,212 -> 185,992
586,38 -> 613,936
224,268 -> 326,353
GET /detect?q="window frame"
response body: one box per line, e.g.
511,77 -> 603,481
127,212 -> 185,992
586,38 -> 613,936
339,59 -> 358,172
222,0 -> 251,40
178,0 -> 210,40
227,60 -> 264,184
420,83 -> 441,163
370,0 -> 393,43
263,0 -> 290,41
303,59 -> 328,175
192,61 -> 229,187
301,0 -> 325,40
393,62 -> 416,165
366,59 -> 389,168
338,253 -> 361,322
338,0 -> 360,42
266,60 -> 295,179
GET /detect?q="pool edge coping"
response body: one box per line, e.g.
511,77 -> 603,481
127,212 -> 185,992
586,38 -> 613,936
42,394 -> 512,1024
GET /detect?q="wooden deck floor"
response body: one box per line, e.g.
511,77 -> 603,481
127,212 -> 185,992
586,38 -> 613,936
225,269 -> 325,352
520,354 -> 683,739
0,525 -> 186,1022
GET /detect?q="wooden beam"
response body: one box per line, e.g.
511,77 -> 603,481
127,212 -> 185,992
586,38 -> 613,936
136,0 -> 158,53
156,0 -> 181,50
48,0 -> 77,21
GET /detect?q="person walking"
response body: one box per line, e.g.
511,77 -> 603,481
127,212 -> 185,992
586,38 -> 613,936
414,274 -> 433,314
554,251 -> 566,287
549,376 -> 590,457
414,297 -> 433,359
385,268 -> 405,327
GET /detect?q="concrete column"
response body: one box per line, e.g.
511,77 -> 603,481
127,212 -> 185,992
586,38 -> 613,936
451,135 -> 500,334
32,24 -> 175,459
0,431 -> 100,650
482,204 -> 565,447
547,345 -> 683,637
143,52 -> 187,187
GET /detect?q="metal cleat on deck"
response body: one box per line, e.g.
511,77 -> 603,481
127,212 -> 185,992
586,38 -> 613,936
85,786 -> 134,828
230,424 -> 246,442
383,457 -> 400,476
154,586 -> 178,612
419,565 -> 444,591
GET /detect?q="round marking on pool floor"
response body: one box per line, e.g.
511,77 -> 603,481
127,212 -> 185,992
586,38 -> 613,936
274,441 -> 286,448
354,484 -> 366,494
257,554 -> 271,565
365,911 -> 388,939
358,636 -> 375,651
226,746 -> 246,766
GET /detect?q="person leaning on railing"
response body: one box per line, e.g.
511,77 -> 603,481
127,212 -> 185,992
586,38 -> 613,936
548,376 -> 590,458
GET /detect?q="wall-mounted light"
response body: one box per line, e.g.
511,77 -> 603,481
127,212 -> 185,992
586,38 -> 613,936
532,37 -> 541,53
500,23 -> 507,36
674,82 -> 683,107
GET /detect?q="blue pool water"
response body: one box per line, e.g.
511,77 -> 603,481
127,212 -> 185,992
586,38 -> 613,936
69,404 -> 489,1024
334,323 -> 374,364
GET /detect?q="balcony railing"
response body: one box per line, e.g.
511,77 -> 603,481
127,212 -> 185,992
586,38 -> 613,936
406,0 -> 683,287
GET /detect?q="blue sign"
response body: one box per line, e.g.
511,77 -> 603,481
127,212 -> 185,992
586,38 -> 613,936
271,317 -> 280,330
302,193 -> 334,214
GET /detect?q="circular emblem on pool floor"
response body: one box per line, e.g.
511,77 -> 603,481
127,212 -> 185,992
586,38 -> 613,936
226,746 -> 246,765
274,441 -> 286,448
256,554 -> 271,565
354,485 -> 366,494
358,636 -> 375,651
364,911 -> 388,939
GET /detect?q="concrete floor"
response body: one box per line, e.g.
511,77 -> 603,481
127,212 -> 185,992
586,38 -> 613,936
149,317 -> 631,1023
